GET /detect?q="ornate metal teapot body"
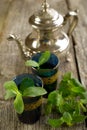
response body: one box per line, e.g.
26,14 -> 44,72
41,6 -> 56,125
8,0 -> 78,59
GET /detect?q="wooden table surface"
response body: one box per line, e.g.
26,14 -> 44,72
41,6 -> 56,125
0,0 -> 87,130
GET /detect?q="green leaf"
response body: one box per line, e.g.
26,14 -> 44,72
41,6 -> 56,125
56,93 -> 64,106
59,81 -> 71,97
25,60 -> 39,68
20,77 -> 34,92
62,72 -> 71,81
63,112 -> 72,125
71,86 -> 85,94
38,51 -> 51,66
79,102 -> 87,112
80,91 -> 87,101
80,99 -> 87,104
59,75 -> 85,97
82,91 -> 87,99
23,87 -> 47,97
74,102 -> 80,115
72,114 -> 86,123
44,72 -> 87,127
47,91 -> 59,105
71,78 -> 85,88
48,118 -> 64,128
5,90 -> 16,100
59,101 -> 74,114
14,93 -> 24,114
45,102 -> 52,115
4,81 -> 18,94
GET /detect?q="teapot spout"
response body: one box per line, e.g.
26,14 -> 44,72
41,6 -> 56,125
7,34 -> 32,60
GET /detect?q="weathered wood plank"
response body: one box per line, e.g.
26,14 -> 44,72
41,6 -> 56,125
0,0 -> 14,39
0,0 -> 85,130
67,0 -> 87,87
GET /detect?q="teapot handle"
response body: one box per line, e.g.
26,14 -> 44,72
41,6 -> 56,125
63,10 -> 78,36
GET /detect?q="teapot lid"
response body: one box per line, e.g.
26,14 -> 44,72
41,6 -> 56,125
29,0 -> 64,30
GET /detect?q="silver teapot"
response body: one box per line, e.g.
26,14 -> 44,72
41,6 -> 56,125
8,0 -> 78,60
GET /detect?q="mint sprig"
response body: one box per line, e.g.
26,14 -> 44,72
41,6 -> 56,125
4,78 -> 47,114
25,51 -> 51,68
4,81 -> 24,114
45,72 -> 87,127
14,93 -> 24,114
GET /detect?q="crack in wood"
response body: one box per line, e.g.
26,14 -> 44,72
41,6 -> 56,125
72,36 -> 82,82
65,0 -> 81,82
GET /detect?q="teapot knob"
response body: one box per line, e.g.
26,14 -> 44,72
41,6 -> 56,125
63,9 -> 78,36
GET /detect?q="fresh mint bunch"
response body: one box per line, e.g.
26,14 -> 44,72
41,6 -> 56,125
45,72 -> 87,127
4,78 -> 47,114
25,51 -> 51,68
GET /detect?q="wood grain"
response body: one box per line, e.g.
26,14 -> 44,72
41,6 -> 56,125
67,0 -> 87,87
0,0 -> 13,35
0,0 -> 86,129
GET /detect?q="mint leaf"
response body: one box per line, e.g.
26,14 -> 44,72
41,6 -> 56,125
80,99 -> 87,104
71,78 -> 85,88
59,101 -> 74,114
4,81 -> 18,94
48,118 -> 64,128
72,114 -> 86,123
47,91 -> 64,114
62,72 -> 71,81
45,72 -> 87,127
45,102 -> 52,115
25,60 -> 39,67
47,91 -> 59,105
25,51 -> 51,68
56,93 -> 64,106
23,87 -> 47,97
48,91 -> 64,107
5,90 -> 16,100
14,93 -> 24,114
59,81 -> 71,97
79,102 -> 87,112
71,86 -> 85,93
82,91 -> 87,99
20,77 -> 34,92
63,112 -> 72,126
38,51 -> 50,66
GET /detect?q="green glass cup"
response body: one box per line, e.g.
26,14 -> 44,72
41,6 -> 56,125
13,73 -> 43,124
31,52 -> 59,97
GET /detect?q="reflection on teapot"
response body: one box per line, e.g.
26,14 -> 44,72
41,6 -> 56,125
7,0 -> 78,60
